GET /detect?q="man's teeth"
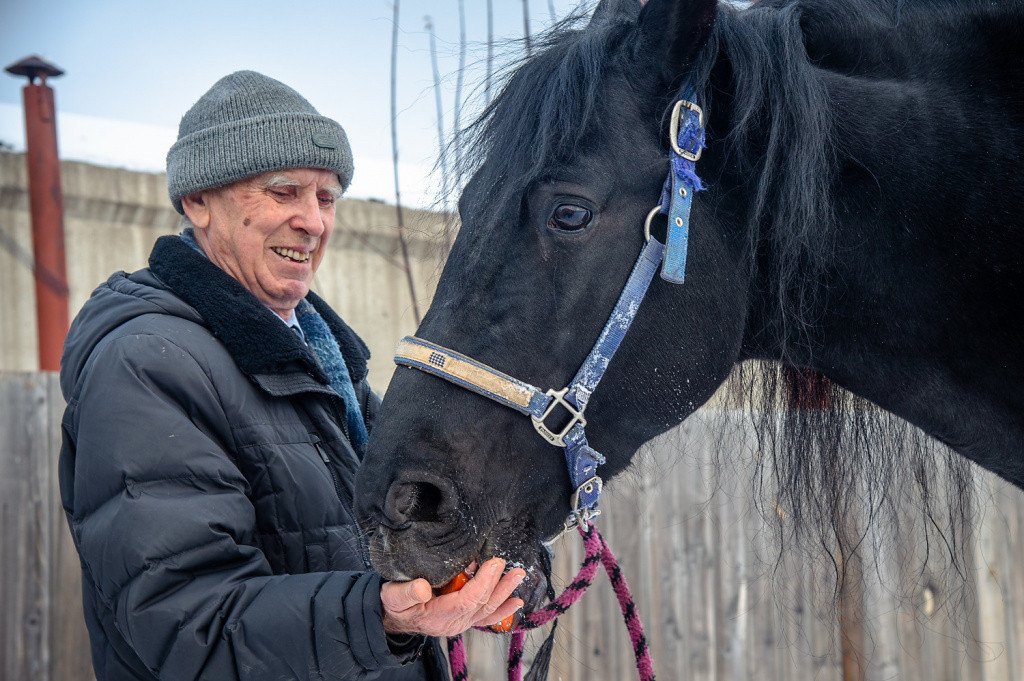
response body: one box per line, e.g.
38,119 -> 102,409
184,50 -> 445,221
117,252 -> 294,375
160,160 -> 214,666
272,247 -> 310,262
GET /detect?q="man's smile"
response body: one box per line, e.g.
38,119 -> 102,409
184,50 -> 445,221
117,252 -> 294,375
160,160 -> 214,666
271,246 -> 311,263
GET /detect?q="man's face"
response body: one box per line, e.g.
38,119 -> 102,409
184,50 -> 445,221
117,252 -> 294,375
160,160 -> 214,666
187,168 -> 342,318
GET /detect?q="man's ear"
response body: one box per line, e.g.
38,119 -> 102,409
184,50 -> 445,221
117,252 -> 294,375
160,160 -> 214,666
181,191 -> 212,229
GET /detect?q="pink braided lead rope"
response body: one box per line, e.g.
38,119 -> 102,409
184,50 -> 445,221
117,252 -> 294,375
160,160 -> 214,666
447,636 -> 468,681
596,529 -> 656,681
447,522 -> 655,681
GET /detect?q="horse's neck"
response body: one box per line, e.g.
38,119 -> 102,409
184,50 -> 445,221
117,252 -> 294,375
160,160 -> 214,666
781,22 -> 1024,480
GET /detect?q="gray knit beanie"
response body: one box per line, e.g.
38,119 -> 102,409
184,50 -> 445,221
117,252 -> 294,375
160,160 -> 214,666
166,70 -> 354,214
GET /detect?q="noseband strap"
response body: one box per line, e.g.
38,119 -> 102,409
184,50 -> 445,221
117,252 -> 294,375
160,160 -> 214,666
393,336 -> 550,417
393,96 -> 705,541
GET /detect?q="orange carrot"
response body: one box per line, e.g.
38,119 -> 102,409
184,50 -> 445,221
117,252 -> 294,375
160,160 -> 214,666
439,569 -> 515,633
440,570 -> 470,595
490,614 -> 515,633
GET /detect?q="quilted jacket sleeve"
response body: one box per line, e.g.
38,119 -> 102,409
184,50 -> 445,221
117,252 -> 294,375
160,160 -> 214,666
61,331 -> 413,681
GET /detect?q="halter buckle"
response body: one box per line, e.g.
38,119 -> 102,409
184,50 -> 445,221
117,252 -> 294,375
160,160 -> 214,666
532,387 -> 587,448
669,99 -> 705,162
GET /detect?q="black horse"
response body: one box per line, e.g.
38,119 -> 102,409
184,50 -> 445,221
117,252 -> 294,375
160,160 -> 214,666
354,0 -> 1024,615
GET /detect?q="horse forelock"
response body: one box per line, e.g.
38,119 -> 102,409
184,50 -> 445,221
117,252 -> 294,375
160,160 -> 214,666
452,11 -> 640,225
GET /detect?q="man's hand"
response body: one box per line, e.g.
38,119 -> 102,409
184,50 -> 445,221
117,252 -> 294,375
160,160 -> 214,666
380,558 -> 526,637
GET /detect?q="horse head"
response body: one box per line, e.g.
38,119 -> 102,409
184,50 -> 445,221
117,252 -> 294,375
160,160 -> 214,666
355,0 -> 1024,618
354,0 -> 741,612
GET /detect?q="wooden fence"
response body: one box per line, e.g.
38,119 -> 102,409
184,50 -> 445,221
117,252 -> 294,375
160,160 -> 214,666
3,371 -> 1023,681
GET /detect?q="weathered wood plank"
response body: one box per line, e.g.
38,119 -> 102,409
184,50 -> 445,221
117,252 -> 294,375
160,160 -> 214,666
997,480 -> 1024,681
976,475 -> 1016,681
2,373 -> 53,681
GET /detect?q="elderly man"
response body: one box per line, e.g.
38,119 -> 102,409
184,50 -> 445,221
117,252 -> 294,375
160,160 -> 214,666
59,71 -> 524,681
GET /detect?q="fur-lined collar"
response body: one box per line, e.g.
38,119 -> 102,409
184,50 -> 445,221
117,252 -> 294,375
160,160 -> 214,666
148,235 -> 369,383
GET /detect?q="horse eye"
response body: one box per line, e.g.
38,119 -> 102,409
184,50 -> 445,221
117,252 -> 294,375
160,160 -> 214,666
548,204 -> 593,232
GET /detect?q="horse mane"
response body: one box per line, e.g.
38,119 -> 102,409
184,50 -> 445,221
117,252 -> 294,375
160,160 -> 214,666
699,1 -> 974,608
451,8 -> 638,226
690,2 -> 838,362
451,0 -> 975,608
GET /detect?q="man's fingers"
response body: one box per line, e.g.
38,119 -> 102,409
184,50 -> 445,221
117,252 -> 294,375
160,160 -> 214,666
488,568 -> 526,607
473,597 -> 525,628
452,557 -> 506,610
381,578 -> 433,613
471,567 -> 525,625
456,560 -> 526,607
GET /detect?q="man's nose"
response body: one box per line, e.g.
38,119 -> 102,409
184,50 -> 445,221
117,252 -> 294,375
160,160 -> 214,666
291,194 -> 326,235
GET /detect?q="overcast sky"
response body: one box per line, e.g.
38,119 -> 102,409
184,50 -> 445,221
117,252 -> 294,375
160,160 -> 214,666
0,0 -> 586,208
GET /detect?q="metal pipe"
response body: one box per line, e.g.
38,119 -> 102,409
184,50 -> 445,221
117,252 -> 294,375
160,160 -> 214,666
5,56 -> 68,372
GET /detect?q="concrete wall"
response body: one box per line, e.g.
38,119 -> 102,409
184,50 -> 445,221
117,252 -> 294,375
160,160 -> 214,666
0,151 -> 448,391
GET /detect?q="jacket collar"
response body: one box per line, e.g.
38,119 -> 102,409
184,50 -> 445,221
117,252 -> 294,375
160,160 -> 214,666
148,235 -> 370,384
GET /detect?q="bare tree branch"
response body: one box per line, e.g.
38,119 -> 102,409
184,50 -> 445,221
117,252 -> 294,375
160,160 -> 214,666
390,0 -> 422,325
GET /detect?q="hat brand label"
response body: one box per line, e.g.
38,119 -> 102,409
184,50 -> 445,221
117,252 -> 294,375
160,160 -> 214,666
312,133 -> 338,149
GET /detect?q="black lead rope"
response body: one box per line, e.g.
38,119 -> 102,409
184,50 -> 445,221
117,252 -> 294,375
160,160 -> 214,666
521,549 -> 559,681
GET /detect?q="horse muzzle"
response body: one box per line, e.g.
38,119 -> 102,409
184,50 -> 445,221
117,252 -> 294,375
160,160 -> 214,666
363,482 -> 552,616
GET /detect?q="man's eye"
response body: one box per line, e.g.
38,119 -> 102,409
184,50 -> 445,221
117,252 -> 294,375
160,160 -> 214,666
547,204 -> 592,232
318,195 -> 336,206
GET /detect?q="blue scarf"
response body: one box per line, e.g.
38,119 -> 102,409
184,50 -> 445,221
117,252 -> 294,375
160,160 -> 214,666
294,299 -> 369,452
180,229 -> 369,453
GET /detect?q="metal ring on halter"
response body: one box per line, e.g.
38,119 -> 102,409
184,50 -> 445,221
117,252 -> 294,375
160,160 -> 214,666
543,507 -> 601,547
643,205 -> 661,242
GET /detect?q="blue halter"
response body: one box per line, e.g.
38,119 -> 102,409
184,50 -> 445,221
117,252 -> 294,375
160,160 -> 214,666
395,97 -> 706,541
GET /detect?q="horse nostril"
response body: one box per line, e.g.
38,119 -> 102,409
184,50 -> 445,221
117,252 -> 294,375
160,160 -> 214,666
383,480 -> 450,527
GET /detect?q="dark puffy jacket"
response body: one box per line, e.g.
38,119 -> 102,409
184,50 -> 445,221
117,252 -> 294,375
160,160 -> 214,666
59,235 -> 448,681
